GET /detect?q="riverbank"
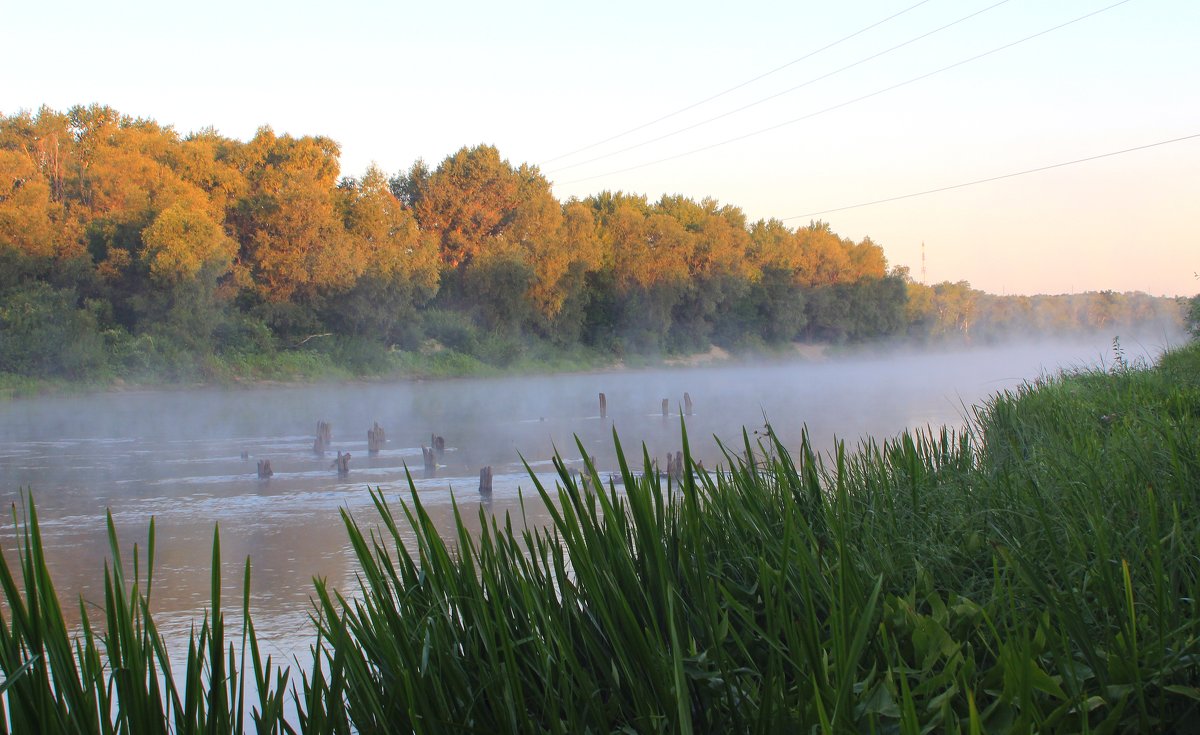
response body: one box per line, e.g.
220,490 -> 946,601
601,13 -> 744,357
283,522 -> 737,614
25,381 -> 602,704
0,338 -> 828,399
0,339 -> 1196,732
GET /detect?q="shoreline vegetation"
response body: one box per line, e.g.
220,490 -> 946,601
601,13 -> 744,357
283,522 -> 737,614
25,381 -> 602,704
1,339 -> 1197,732
1,105 -> 1192,399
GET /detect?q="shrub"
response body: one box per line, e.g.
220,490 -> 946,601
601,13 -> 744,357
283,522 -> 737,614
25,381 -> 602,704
0,282 -> 107,378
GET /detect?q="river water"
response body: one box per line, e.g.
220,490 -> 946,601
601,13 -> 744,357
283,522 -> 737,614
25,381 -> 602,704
0,334 -> 1174,663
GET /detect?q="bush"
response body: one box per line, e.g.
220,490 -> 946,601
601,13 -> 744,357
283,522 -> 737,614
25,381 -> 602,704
1186,294 -> 1200,340
0,282 -> 107,378
474,330 -> 525,367
420,308 -> 479,354
316,335 -> 396,375
213,314 -> 276,355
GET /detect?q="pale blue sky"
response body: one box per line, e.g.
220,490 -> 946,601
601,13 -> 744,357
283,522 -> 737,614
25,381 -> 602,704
3,0 -> 1197,296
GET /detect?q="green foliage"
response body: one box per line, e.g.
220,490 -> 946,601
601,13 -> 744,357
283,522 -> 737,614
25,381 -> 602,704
312,335 -> 396,374
318,273 -> 423,348
0,282 -> 107,377
461,250 -> 535,334
212,313 -> 276,355
215,349 -> 350,383
419,307 -> 480,354
473,330 -> 526,367
0,499 -> 290,734
1185,294 -> 1200,339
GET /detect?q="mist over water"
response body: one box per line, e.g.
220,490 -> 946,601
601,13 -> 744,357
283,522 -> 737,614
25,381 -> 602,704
0,332 -> 1180,661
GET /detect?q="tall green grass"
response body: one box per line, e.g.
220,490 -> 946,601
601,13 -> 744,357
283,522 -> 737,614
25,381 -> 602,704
2,341 -> 1198,732
0,504 -> 292,734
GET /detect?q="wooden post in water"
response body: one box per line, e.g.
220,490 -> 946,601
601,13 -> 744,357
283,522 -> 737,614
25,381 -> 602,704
314,420 -> 332,456
661,398 -> 669,418
422,446 -> 436,477
257,459 -> 273,479
684,392 -> 693,416
432,434 -> 445,457
332,451 -> 351,477
479,466 -> 493,495
368,423 -> 386,454
599,392 -> 607,419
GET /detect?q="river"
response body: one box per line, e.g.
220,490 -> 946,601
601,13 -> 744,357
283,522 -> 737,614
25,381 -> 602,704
0,334 -> 1175,663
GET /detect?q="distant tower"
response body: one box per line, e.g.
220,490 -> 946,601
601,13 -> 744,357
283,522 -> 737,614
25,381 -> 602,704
921,241 -> 926,284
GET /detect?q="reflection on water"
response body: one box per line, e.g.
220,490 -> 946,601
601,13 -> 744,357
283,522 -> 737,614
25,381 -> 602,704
0,335 -> 1175,661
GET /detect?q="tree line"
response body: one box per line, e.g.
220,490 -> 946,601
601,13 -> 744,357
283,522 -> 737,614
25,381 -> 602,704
0,105 -> 1185,379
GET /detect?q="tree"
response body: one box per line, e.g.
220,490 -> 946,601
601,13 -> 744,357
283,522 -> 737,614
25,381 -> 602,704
527,200 -> 604,344
0,108 -> 85,269
322,165 -> 441,344
141,197 -> 237,283
749,218 -> 799,272
931,281 -> 979,340
794,221 -> 852,287
847,236 -> 887,280
411,145 -> 555,271
231,127 -> 352,304
462,241 -> 535,334
340,165 -> 439,293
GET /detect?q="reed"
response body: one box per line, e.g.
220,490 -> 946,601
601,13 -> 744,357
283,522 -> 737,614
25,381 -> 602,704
0,504 -> 292,733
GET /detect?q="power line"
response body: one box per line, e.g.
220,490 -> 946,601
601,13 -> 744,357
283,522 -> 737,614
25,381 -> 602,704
556,0 -> 1134,187
539,0 -> 935,167
548,0 -> 1013,175
781,132 -> 1200,220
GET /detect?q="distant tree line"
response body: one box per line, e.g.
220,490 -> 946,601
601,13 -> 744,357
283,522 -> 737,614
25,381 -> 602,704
0,105 -> 1186,379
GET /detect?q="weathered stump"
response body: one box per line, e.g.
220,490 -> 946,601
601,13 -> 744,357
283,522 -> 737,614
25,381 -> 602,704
579,455 -> 599,492
332,451 -> 351,476
599,392 -> 607,419
479,466 -> 493,495
257,459 -> 273,479
684,392 -> 693,416
314,420 -> 332,456
662,398 -> 669,418
368,422 -> 386,454
432,434 -> 446,457
668,451 -> 684,482
422,446 -> 437,477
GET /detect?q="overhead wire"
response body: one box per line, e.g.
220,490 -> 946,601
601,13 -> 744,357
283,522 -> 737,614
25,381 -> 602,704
538,0 -> 935,166
780,132 -> 1200,219
547,0 -> 1014,175
555,0 -> 1135,187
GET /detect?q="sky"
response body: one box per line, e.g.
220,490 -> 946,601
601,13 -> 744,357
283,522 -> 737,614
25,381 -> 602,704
2,0 -> 1197,296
